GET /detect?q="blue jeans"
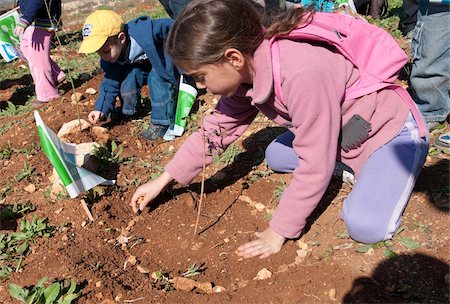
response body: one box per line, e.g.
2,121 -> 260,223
120,65 -> 177,126
158,0 -> 192,18
410,2 -> 450,123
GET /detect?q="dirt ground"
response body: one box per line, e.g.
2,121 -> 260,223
0,1 -> 449,303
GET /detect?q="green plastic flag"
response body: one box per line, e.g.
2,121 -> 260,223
34,111 -> 115,198
0,8 -> 20,62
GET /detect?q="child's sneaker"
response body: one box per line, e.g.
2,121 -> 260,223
435,133 -> 450,149
141,123 -> 169,141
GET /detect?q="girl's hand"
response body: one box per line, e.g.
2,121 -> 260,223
130,172 -> 173,213
237,227 -> 286,259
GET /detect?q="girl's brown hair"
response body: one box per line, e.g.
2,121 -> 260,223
166,0 -> 311,70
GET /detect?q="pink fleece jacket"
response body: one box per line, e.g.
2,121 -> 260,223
165,39 -> 415,239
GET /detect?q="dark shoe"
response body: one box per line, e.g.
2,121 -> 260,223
141,124 -> 169,141
435,133 -> 450,149
32,100 -> 48,108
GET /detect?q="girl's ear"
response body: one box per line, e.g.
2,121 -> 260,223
223,48 -> 246,70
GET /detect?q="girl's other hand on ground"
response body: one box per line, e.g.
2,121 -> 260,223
88,110 -> 104,124
237,227 -> 286,259
130,172 -> 173,213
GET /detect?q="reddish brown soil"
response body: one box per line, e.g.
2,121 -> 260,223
0,1 -> 448,303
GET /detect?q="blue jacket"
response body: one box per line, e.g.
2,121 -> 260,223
95,16 -> 178,116
18,0 -> 61,28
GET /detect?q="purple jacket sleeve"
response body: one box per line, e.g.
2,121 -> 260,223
165,93 -> 259,185
269,68 -> 345,239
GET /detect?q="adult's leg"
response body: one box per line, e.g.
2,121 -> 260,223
341,114 -> 429,244
400,0 -> 419,36
20,27 -> 60,102
120,65 -> 148,116
410,4 -> 450,124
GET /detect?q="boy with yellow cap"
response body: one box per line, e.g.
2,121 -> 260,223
78,10 -> 179,140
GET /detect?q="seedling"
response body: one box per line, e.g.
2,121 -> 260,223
8,277 -> 81,304
0,202 -> 35,222
93,140 -> 133,168
15,161 -> 34,181
0,216 -> 54,278
272,181 -> 287,203
181,262 -> 205,278
152,270 -> 174,291
248,161 -> 274,183
0,142 -> 13,160
0,183 -> 13,199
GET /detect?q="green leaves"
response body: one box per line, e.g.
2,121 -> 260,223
8,278 -> 81,304
0,216 -> 54,279
399,237 -> 420,250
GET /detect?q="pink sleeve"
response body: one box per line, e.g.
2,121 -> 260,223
165,94 -> 259,185
269,68 -> 345,238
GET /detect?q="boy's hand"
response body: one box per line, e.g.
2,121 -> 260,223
88,110 -> 104,124
130,172 -> 173,213
237,227 -> 286,259
14,26 -> 25,37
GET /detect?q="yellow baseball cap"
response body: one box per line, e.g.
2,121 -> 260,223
78,10 -> 124,54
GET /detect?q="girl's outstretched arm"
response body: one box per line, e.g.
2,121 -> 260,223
237,227 -> 286,259
130,171 -> 173,213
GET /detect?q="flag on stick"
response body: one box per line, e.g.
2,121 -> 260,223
34,111 -> 115,198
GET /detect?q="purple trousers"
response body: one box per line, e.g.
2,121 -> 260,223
20,26 -> 65,102
265,113 -> 429,243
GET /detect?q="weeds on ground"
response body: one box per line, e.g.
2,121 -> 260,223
0,202 -> 35,222
248,161 -> 274,183
181,262 -> 205,278
93,140 -> 133,168
152,270 -> 175,291
0,142 -> 13,160
272,181 -> 287,203
0,215 -> 55,279
0,183 -> 13,199
8,277 -> 81,304
15,161 -> 34,181
0,101 -> 32,117
213,143 -> 243,166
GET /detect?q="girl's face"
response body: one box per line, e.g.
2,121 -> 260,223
185,49 -> 252,97
97,33 -> 127,63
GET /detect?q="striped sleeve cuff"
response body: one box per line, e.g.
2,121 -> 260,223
17,18 -> 30,28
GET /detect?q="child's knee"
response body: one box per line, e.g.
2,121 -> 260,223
265,142 -> 289,172
343,209 -> 388,244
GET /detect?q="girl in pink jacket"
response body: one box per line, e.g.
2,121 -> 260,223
130,0 -> 429,259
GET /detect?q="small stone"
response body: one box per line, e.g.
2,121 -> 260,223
365,248 -> 375,255
328,288 -> 337,301
95,293 -> 104,300
85,88 -> 97,95
71,92 -> 83,103
136,265 -> 150,274
127,255 -> 137,266
236,280 -> 249,288
213,286 -> 226,293
57,119 -> 90,139
61,234 -> 68,241
24,184 -> 36,193
54,207 -> 63,214
92,126 -> 110,144
254,203 -> 265,212
81,221 -> 87,227
114,294 -> 123,302
196,282 -> 213,293
98,221 -> 104,226
171,277 -> 196,291
95,281 -> 102,288
127,220 -> 136,228
277,264 -> 289,273
238,195 -> 255,206
253,268 -> 272,280
297,240 -> 308,250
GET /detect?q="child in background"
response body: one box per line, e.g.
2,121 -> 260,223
78,10 -> 180,141
14,0 -> 66,106
130,0 -> 429,259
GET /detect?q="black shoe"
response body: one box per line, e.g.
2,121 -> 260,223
141,124 -> 169,141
